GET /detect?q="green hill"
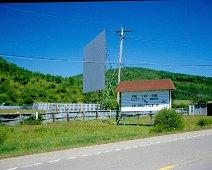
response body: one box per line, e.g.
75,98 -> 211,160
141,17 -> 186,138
0,58 -> 83,106
120,67 -> 212,101
0,58 -> 211,109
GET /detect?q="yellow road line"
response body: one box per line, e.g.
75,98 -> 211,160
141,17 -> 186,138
158,165 -> 176,170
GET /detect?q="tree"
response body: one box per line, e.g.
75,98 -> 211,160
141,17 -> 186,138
192,95 -> 208,104
24,97 -> 34,105
68,77 -> 75,85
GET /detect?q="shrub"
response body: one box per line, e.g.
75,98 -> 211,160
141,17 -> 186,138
153,109 -> 184,132
197,118 -> 211,127
21,114 -> 43,125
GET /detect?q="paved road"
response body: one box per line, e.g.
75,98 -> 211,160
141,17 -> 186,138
1,129 -> 212,170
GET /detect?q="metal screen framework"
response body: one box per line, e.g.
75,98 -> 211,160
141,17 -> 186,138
83,30 -> 106,93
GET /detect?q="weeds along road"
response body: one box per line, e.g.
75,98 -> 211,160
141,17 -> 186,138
1,129 -> 212,170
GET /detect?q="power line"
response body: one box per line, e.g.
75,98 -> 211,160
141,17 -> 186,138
0,53 -> 117,65
124,63 -> 212,68
0,4 -> 121,26
129,36 -> 187,46
1,53 -> 211,68
1,52 -> 211,68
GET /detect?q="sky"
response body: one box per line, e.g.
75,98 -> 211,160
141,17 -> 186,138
0,0 -> 212,77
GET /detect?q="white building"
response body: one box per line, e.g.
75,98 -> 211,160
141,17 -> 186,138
117,79 -> 176,112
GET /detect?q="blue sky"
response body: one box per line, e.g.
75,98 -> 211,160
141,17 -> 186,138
0,0 -> 211,77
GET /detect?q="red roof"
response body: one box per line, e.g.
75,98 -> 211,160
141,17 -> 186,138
117,79 -> 176,92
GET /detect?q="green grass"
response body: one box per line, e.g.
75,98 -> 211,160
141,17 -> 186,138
0,110 -> 39,114
173,100 -> 192,105
1,116 -> 212,159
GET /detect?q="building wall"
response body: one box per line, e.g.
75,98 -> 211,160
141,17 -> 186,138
121,90 -> 171,112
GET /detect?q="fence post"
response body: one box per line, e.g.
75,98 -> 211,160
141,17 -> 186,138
150,114 -> 153,125
52,112 -> 55,123
66,110 -> 70,121
123,114 -> 126,125
36,111 -> 39,120
65,104 -> 70,121
18,112 -> 21,123
83,111 -> 85,120
137,114 -> 140,126
96,110 -> 98,119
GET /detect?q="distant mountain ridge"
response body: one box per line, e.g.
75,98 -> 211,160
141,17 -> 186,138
0,58 -> 211,108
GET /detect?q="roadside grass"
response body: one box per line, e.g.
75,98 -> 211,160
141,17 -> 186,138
1,115 -> 212,159
0,110 -> 40,114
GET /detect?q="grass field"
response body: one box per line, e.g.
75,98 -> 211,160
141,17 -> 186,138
0,115 -> 212,159
172,100 -> 192,105
0,110 -> 39,114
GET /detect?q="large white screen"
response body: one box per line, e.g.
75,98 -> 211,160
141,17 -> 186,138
83,30 -> 105,93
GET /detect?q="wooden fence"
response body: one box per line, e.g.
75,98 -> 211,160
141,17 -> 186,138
0,110 -> 116,125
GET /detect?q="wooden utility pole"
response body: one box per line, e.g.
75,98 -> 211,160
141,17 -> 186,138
115,27 -> 131,123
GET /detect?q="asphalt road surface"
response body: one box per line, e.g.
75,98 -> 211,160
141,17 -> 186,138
1,129 -> 212,170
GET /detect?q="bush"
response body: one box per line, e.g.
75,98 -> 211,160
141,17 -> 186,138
153,109 -> 184,132
21,114 -> 43,125
197,118 -> 211,127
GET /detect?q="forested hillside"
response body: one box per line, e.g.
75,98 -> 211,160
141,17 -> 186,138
0,58 -> 211,109
0,58 -> 83,106
120,67 -> 212,102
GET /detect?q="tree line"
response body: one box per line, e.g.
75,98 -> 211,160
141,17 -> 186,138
0,58 -> 211,109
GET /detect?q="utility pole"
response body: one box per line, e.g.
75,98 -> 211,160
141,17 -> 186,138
115,27 -> 131,123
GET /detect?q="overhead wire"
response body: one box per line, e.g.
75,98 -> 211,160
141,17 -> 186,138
1,52 -> 211,68
121,63 -> 208,97
1,53 -> 209,98
2,5 -> 209,67
1,4 -> 211,72
0,4 -> 122,26
129,36 -> 188,46
0,53 -> 117,65
125,63 -> 212,68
